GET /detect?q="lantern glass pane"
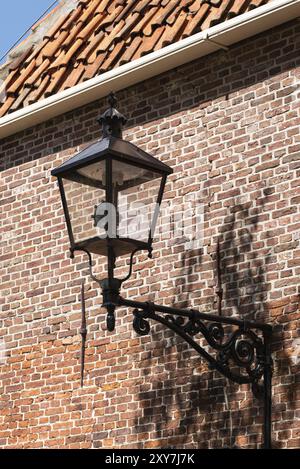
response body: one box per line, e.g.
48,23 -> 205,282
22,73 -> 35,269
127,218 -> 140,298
76,158 -> 160,190
61,158 -> 164,256
77,160 -> 106,188
113,160 -> 162,244
63,178 -> 107,243
111,159 -> 159,190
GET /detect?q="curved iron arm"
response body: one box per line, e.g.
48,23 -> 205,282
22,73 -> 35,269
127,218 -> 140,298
119,296 -> 272,332
70,247 -> 143,286
131,305 -> 265,385
119,248 -> 141,283
70,247 -> 103,285
70,247 -> 118,333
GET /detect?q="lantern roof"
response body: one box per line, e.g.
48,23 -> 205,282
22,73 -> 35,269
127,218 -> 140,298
51,135 -> 173,178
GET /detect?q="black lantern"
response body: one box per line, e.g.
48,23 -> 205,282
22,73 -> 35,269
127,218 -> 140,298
52,93 -> 173,329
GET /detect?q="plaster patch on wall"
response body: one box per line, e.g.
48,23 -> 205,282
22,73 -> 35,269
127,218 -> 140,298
291,76 -> 300,104
0,339 -> 7,365
291,338 -> 300,366
293,231 -> 300,242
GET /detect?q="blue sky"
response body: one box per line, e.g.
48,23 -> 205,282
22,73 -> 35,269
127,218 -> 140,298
0,1 -> 57,62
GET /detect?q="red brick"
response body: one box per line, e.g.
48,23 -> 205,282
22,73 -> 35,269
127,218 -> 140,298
0,18 -> 299,450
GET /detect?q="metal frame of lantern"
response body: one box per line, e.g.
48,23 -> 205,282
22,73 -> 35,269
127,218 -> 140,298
52,93 -> 172,329
51,93 -> 273,449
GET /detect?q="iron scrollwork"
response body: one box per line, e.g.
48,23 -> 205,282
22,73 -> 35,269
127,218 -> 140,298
133,309 -> 151,336
132,308 -> 266,386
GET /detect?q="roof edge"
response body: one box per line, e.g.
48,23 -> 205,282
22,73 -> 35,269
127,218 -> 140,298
0,0 -> 299,140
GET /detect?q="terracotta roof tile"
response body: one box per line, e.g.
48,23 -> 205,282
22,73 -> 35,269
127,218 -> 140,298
77,30 -> 105,62
182,3 -> 210,38
8,59 -> 37,94
46,8 -> 80,38
133,26 -> 164,59
156,10 -> 187,47
119,36 -> 143,64
189,0 -> 205,14
27,75 -> 51,104
249,0 -> 268,8
44,66 -> 67,97
0,96 -> 15,116
202,0 -> 234,29
99,41 -> 124,73
25,59 -> 50,88
133,0 -> 154,13
0,0 -> 273,118
226,0 -> 251,19
143,9 -> 165,36
8,47 -> 33,72
62,62 -> 85,89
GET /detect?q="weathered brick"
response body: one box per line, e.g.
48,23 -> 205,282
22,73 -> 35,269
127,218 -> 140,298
0,18 -> 299,451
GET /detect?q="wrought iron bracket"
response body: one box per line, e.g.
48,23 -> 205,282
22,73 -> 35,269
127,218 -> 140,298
117,295 -> 273,449
120,296 -> 271,386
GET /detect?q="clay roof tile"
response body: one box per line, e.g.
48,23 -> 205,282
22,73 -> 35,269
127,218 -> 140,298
0,0 -> 274,117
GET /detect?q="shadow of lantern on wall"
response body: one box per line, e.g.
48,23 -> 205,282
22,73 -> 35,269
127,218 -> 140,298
51,93 -> 273,449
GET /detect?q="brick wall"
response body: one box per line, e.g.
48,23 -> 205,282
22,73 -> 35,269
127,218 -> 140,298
0,19 -> 299,449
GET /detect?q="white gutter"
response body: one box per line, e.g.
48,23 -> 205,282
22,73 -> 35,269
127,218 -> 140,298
0,0 -> 299,140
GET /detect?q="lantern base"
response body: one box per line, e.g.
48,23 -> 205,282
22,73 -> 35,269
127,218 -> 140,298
75,236 -> 150,258
100,278 -> 122,332
100,278 -> 121,306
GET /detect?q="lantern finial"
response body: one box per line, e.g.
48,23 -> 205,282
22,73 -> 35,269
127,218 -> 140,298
98,92 -> 127,139
108,91 -> 117,108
